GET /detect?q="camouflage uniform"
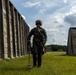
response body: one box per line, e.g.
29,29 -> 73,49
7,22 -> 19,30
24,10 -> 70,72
27,21 -> 47,67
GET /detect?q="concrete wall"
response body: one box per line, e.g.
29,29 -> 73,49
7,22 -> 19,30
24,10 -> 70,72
67,27 -> 76,55
0,0 -> 29,59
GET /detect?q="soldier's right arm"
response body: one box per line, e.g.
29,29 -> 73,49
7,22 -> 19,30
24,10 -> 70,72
27,29 -> 34,52
27,29 -> 34,40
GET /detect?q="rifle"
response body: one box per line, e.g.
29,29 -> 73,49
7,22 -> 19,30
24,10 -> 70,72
27,41 -> 32,69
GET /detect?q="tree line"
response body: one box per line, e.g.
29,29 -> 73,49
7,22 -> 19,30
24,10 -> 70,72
44,44 -> 67,52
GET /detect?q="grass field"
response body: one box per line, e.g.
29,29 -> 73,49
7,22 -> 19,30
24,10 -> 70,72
0,52 -> 76,75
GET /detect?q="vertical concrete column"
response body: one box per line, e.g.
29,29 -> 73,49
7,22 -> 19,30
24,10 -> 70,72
6,0 -> 11,58
67,27 -> 76,55
19,16 -> 22,56
20,18 -> 23,56
24,22 -> 28,55
18,14 -> 21,56
21,20 -> 24,55
0,0 -> 4,59
21,16 -> 23,56
14,9 -> 18,57
67,28 -> 73,55
22,20 -> 25,55
22,21 -> 25,55
71,29 -> 76,54
23,22 -> 26,55
25,24 -> 29,54
16,12 -> 19,56
2,0 -> 8,58
0,0 -> 1,58
23,23 -> 26,55
7,2 -> 14,58
24,23 -> 28,55
11,6 -> 16,57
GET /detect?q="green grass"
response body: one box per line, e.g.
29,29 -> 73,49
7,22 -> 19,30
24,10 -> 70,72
0,52 -> 76,75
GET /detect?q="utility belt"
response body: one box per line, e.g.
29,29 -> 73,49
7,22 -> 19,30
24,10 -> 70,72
34,39 -> 41,42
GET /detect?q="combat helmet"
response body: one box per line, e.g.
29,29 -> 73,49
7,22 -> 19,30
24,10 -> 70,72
35,20 -> 42,26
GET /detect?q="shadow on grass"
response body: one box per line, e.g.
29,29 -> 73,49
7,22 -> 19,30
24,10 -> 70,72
57,53 -> 76,57
0,65 -> 33,72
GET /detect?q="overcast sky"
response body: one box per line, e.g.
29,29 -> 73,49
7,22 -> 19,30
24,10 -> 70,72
11,0 -> 76,45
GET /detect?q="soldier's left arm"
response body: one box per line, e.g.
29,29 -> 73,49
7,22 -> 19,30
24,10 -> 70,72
43,29 -> 47,45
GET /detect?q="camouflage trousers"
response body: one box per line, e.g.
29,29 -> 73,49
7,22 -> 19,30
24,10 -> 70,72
32,42 -> 43,66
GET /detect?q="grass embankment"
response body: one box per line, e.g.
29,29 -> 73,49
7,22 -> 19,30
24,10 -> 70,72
0,52 -> 76,75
